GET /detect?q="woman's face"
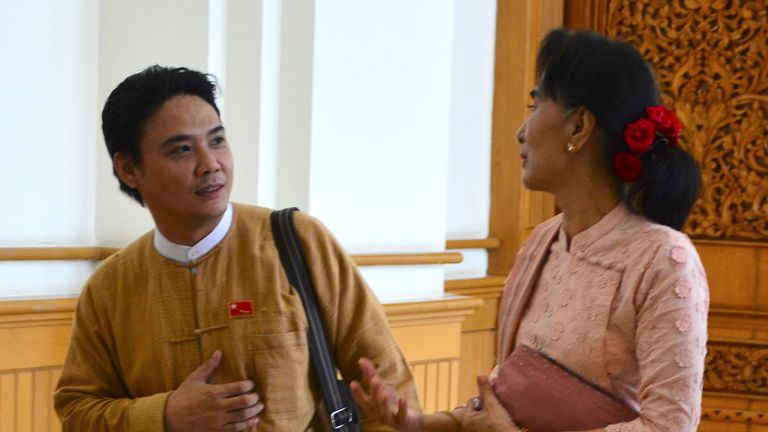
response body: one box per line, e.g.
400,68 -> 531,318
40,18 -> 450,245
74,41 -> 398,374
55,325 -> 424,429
516,90 -> 574,193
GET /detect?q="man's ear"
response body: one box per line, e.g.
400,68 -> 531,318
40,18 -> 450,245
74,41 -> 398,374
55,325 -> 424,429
113,152 -> 141,189
567,106 -> 597,153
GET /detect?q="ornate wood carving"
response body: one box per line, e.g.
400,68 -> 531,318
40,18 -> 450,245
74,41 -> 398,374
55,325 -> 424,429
606,1 -> 768,240
704,340 -> 768,395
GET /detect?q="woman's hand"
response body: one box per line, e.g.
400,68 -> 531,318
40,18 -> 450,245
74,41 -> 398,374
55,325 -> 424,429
350,357 -> 423,432
462,375 -> 521,432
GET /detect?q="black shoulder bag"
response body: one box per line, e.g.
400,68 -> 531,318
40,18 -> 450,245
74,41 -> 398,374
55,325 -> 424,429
270,208 -> 360,432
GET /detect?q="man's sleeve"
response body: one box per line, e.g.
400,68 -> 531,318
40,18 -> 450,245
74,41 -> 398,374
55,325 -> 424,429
295,213 -> 421,431
54,283 -> 171,432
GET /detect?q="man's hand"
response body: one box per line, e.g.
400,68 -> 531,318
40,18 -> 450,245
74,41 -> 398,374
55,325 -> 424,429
350,357 -> 423,431
165,350 -> 264,432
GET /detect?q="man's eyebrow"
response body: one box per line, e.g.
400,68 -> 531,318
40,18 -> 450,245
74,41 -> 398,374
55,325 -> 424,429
160,125 -> 225,147
161,134 -> 193,147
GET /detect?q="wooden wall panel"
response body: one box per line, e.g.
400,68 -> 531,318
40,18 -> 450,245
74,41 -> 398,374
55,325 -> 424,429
458,330 -> 496,403
0,296 -> 481,431
696,241 -> 762,311
410,360 -> 460,413
0,369 -> 64,432
445,277 -> 505,402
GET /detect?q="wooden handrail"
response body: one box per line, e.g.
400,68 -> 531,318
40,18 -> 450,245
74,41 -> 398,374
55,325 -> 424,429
0,247 -> 462,267
353,252 -> 462,266
445,237 -> 500,250
444,275 -> 507,290
0,247 -> 119,261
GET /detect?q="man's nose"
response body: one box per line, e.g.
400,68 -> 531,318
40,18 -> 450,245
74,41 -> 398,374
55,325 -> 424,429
196,147 -> 221,175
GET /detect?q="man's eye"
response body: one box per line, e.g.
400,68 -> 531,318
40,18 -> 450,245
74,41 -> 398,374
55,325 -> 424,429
171,145 -> 191,154
212,137 -> 226,146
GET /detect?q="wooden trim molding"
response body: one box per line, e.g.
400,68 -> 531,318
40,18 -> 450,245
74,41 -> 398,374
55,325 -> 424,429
0,247 -> 462,267
701,407 -> 768,425
383,296 -> 483,327
0,298 -> 76,322
563,0 -> 608,32
444,276 -> 506,297
445,276 -> 505,332
445,238 -> 500,250
708,308 -> 768,331
694,238 -> 768,248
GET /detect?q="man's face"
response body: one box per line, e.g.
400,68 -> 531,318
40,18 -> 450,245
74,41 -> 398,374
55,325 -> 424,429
115,94 -> 234,243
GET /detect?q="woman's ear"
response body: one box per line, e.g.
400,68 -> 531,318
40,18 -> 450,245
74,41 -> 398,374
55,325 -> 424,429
113,152 -> 141,189
566,106 -> 597,153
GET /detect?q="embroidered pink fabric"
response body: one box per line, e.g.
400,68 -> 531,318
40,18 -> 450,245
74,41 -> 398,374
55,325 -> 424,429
496,203 -> 709,432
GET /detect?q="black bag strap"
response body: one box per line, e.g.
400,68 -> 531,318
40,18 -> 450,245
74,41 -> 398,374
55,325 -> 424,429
270,208 -> 359,431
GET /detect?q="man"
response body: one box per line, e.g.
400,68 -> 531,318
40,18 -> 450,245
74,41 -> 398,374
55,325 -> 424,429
54,65 -> 419,431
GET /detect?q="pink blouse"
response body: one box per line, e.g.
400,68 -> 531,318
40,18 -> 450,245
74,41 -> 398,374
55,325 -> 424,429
496,203 -> 709,432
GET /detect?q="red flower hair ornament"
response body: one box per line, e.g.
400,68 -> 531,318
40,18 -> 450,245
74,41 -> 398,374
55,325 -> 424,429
613,105 -> 681,182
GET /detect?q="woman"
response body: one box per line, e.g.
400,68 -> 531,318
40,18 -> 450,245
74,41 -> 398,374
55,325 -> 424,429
351,28 -> 708,432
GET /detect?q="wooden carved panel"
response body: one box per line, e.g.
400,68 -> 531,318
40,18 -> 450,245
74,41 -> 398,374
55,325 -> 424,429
704,340 -> 768,396
606,1 -> 768,240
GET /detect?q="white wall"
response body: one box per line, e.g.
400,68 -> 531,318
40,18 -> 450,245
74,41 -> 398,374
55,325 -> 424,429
0,0 -> 496,302
307,0 -> 454,301
95,0 -> 214,247
0,0 -> 98,298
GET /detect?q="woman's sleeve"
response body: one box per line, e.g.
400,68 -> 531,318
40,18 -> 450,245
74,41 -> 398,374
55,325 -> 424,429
606,238 -> 709,432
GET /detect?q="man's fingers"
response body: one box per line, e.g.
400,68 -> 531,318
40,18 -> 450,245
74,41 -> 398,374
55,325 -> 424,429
220,391 -> 261,412
188,350 -> 223,383
350,380 -> 372,410
213,379 -> 257,399
371,376 -> 395,421
395,396 -> 409,424
222,402 -> 265,426
221,415 -> 260,432
358,357 -> 379,383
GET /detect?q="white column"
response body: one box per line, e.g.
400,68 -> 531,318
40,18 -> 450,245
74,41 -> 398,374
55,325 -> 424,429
445,0 -> 497,280
272,0 -> 315,212
223,0 -> 263,206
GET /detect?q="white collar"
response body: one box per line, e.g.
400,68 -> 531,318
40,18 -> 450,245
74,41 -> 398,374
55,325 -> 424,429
153,203 -> 234,264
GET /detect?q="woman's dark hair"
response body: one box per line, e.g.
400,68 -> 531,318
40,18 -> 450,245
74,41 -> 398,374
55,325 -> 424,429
101,65 -> 221,205
536,28 -> 700,230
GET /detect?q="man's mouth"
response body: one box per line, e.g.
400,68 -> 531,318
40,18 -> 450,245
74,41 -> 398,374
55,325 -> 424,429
196,184 -> 224,195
